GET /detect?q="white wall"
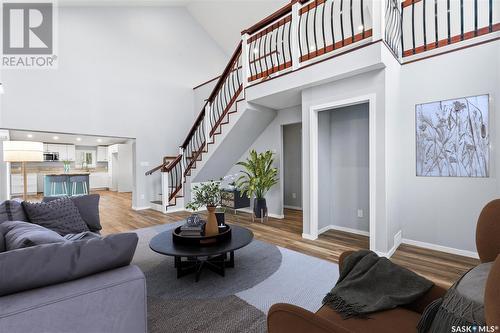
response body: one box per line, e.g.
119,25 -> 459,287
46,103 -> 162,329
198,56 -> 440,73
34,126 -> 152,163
395,41 -> 500,253
224,106 -> 301,217
318,104 -> 369,232
0,6 -> 227,208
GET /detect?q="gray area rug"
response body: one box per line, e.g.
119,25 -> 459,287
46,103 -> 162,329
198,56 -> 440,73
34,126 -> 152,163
132,223 -> 339,333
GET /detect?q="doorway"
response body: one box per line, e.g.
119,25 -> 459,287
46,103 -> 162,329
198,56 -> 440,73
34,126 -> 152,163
309,95 -> 376,251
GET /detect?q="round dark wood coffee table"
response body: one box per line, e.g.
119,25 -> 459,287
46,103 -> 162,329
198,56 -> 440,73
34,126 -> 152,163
149,224 -> 254,282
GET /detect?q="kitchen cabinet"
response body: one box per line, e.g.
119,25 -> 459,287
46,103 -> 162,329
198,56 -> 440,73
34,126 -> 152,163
44,144 -> 76,161
11,173 -> 37,195
89,172 -> 109,189
97,146 -> 108,162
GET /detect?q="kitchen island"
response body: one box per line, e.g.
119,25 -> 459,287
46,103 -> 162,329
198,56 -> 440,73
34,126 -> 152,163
43,173 -> 90,197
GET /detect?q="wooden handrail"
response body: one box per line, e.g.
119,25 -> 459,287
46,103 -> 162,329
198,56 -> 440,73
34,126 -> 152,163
164,154 -> 182,172
241,1 -> 293,36
145,155 -> 181,175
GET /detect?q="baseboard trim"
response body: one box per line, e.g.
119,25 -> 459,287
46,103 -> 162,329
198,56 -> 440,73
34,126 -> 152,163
284,205 -> 303,211
402,238 -> 479,259
318,224 -> 369,237
302,233 -> 317,240
132,206 -> 151,211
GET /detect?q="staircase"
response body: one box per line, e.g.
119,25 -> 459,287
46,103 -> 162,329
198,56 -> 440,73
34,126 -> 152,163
145,0 -> 499,213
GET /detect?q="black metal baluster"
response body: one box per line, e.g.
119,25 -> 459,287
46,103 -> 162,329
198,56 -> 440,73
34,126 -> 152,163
331,0 -> 336,50
460,0 -> 464,40
280,22 -> 286,68
401,0 -> 405,54
287,20 -> 292,64
248,40 -> 255,80
313,1 -> 318,55
412,0 -> 416,54
360,0 -> 365,38
349,0 -> 354,43
423,0 -> 427,50
434,0 -> 438,47
474,0 -> 478,36
489,0 -> 493,32
230,62 -> 236,96
321,1 -> 326,52
340,0 -> 345,46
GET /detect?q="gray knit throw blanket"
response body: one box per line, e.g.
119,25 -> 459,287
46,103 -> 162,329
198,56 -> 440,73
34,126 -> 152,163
323,250 -> 434,319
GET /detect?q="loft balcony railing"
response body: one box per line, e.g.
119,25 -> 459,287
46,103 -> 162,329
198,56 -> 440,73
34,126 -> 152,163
147,0 -> 499,208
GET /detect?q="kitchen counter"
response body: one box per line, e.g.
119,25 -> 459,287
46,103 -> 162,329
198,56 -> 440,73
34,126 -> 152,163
44,172 -> 91,176
44,174 -> 90,197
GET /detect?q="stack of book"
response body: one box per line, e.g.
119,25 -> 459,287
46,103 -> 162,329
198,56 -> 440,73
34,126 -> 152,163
179,220 -> 205,237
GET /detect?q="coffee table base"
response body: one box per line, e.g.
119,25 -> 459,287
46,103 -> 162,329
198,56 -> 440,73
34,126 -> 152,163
174,251 -> 235,282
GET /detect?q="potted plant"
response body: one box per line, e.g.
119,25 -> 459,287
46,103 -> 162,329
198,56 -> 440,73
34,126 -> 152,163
236,150 -> 278,218
185,180 -> 222,236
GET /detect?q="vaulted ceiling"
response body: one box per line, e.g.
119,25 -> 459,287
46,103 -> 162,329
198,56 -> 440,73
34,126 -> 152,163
58,0 -> 288,55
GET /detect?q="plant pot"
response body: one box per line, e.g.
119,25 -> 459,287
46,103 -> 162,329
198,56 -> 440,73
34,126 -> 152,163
205,206 -> 219,236
215,212 -> 225,226
253,198 -> 267,218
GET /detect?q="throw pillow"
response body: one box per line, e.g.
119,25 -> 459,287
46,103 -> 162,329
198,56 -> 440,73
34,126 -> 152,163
0,199 -> 28,224
22,197 -> 90,236
43,194 -> 102,232
0,233 -> 138,296
418,262 -> 492,333
0,221 -> 66,250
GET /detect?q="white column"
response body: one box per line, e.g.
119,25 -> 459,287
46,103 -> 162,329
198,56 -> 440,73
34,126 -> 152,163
290,1 -> 301,70
241,33 -> 251,88
371,0 -> 385,42
205,103 -> 212,145
161,171 -> 169,212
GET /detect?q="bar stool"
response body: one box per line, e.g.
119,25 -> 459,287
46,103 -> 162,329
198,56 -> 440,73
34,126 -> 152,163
69,175 -> 88,196
49,175 -> 69,196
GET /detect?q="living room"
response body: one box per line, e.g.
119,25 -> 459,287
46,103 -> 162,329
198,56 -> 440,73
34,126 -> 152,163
0,0 -> 499,332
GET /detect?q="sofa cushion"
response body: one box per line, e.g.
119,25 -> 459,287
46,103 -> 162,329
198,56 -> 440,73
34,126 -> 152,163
22,197 -> 90,235
0,232 -> 138,296
317,305 -> 421,333
43,194 -> 101,232
0,221 -> 66,250
0,200 -> 27,224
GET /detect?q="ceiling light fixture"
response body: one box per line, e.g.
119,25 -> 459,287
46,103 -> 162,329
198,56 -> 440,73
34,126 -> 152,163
76,137 -> 82,142
53,136 -> 59,140
96,138 -> 102,143
27,134 -> 33,138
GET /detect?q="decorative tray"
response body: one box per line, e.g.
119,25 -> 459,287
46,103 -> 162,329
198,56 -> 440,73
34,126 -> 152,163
172,225 -> 231,246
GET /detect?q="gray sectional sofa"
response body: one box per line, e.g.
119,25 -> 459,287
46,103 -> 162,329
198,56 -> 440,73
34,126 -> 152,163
0,195 -> 147,333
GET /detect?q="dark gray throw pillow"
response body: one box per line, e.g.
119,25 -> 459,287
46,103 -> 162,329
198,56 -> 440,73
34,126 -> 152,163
43,194 -> 101,232
0,221 -> 66,250
22,197 -> 90,235
0,233 -> 138,296
0,200 -> 28,224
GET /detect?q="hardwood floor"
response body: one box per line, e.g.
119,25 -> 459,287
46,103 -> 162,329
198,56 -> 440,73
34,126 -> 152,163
25,190 -> 479,288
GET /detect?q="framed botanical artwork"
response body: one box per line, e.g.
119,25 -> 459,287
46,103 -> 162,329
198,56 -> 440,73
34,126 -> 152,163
416,94 -> 489,177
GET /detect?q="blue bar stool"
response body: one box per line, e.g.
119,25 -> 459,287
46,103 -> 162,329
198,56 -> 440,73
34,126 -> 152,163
49,175 -> 69,196
69,175 -> 88,196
